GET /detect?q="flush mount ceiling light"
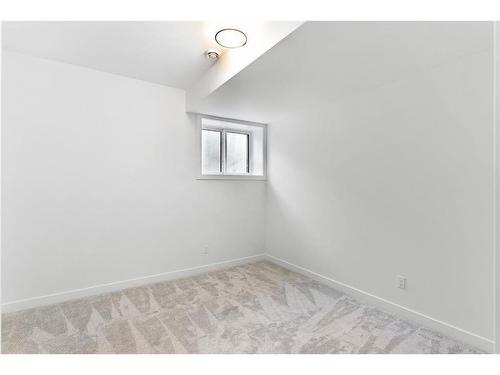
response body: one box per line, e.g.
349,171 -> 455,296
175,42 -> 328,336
215,28 -> 247,48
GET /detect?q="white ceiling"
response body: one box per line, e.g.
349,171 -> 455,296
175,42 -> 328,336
3,21 -> 492,108
2,21 -> 222,89
195,22 -> 493,123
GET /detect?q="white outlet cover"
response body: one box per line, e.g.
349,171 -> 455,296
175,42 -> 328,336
397,276 -> 406,289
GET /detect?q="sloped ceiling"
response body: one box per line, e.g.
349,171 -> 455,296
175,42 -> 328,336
3,21 -> 492,118
192,21 -> 493,123
2,21 -> 300,90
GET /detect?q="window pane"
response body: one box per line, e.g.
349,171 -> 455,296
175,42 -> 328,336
226,132 -> 249,174
201,129 -> 221,174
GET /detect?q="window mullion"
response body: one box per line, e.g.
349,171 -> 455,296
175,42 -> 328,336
222,129 -> 227,175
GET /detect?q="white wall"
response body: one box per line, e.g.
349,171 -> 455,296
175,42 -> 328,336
1,51 -> 266,305
496,21 -> 500,353
265,50 -> 495,343
0,23 -> 3,351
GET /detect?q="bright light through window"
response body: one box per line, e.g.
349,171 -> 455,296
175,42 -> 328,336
201,129 -> 221,174
226,132 -> 249,174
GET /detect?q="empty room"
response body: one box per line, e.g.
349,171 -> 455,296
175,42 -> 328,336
1,17 -> 500,363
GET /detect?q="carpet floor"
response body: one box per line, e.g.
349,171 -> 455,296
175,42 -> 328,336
1,260 -> 484,354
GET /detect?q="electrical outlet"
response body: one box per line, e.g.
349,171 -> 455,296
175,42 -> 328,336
397,276 -> 406,290
203,245 -> 209,255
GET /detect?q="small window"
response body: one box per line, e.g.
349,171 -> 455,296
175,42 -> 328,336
200,117 -> 266,179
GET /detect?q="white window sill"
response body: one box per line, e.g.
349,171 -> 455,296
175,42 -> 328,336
196,175 -> 266,181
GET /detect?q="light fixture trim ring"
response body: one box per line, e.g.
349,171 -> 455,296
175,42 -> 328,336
215,28 -> 248,48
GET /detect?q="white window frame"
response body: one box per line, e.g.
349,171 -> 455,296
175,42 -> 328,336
197,115 -> 267,181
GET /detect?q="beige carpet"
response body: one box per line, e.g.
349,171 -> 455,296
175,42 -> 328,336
1,260 -> 483,354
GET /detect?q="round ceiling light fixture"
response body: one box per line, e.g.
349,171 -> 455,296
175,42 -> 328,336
215,28 -> 247,48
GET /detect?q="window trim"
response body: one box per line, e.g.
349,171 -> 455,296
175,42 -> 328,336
197,115 -> 267,181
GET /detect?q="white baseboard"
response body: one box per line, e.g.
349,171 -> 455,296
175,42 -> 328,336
1,254 -> 266,313
264,254 -> 495,353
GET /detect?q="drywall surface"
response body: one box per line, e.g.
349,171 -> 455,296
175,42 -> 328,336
186,22 -> 303,112
496,21 -> 500,353
1,51 -> 265,304
0,24 -> 3,350
265,50 -> 494,341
